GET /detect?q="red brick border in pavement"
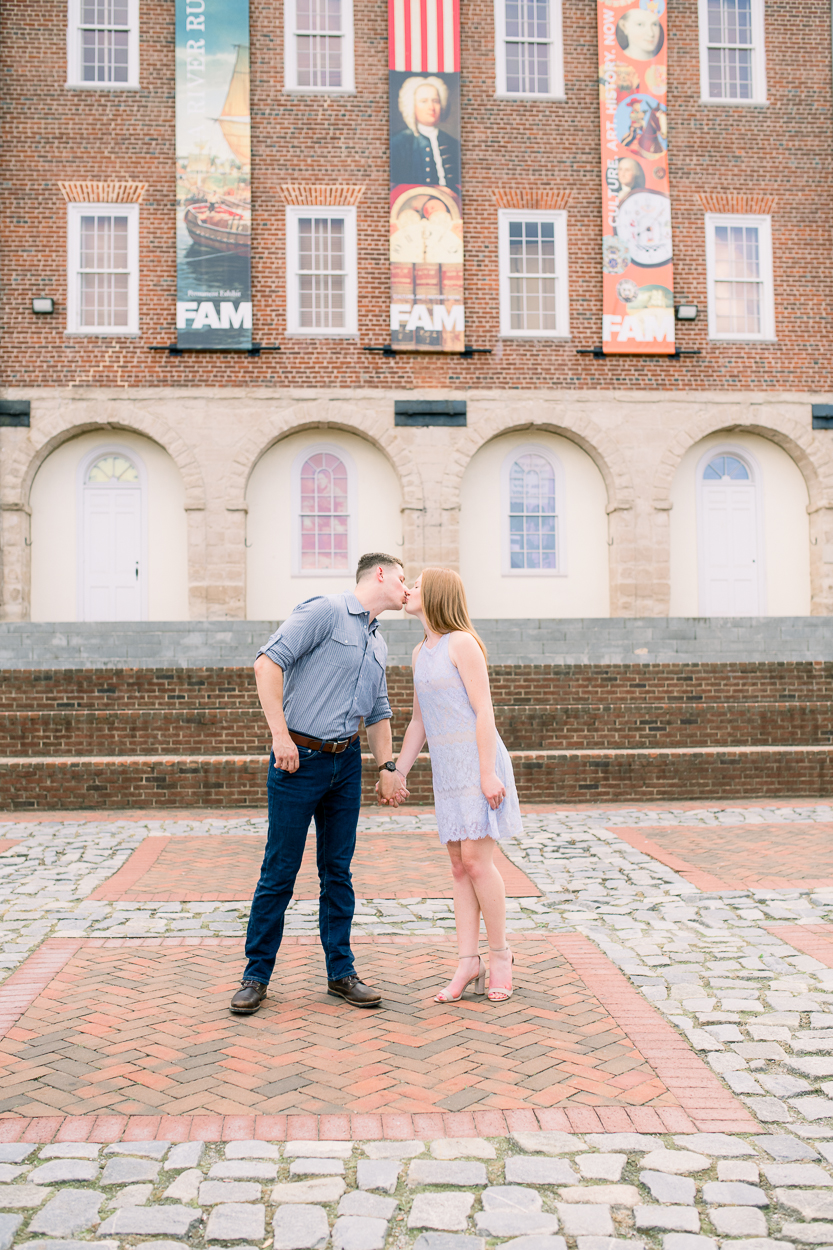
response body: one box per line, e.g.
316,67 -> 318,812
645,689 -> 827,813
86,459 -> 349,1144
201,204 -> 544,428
0,931 -> 754,1139
89,833 -> 539,902
611,823 -> 833,891
764,923 -> 833,966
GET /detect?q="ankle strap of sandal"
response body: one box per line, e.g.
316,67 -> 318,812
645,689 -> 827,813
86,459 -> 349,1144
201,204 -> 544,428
489,947 -> 510,954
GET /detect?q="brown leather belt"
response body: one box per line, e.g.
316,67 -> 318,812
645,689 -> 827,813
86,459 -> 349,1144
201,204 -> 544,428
289,730 -> 359,755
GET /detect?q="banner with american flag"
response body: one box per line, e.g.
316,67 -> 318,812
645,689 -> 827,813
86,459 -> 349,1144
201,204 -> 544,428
388,0 -> 464,351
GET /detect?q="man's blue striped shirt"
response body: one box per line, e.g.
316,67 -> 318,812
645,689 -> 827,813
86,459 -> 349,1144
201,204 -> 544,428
256,592 -> 391,740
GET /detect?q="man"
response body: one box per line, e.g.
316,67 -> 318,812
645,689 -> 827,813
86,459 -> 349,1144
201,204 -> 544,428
391,76 -> 461,200
230,554 -> 409,1015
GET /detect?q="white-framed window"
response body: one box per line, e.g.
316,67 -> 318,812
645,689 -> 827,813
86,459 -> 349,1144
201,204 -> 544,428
66,203 -> 140,335
698,0 -> 766,103
498,209 -> 569,338
500,443 -> 565,575
284,0 -> 355,92
704,213 -> 775,341
494,0 -> 564,98
285,206 -> 358,336
77,444 -> 148,621
291,443 -> 357,575
66,0 -> 139,88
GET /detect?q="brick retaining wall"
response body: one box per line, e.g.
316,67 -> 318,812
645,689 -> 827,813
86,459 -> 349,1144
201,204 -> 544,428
1,661 -> 832,807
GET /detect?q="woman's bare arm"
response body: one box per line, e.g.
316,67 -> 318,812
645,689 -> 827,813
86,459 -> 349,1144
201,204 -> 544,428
448,631 -> 505,809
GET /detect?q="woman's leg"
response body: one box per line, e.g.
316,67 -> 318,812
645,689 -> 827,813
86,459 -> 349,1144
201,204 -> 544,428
459,837 -> 512,994
435,840 -> 485,1000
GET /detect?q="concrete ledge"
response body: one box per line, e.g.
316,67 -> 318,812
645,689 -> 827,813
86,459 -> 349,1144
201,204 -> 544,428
2,746 -> 831,809
4,617 -> 833,666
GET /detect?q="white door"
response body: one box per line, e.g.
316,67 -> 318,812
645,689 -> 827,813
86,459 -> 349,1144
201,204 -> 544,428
82,454 -> 143,620
699,453 -> 761,615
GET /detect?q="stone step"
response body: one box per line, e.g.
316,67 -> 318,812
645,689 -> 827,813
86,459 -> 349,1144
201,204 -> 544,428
1,745 -> 831,809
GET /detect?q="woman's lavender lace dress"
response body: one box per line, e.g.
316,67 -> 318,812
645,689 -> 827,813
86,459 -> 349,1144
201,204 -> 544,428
413,632 -> 523,844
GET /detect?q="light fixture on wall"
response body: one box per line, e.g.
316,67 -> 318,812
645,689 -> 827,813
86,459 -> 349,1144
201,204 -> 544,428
675,303 -> 698,321
32,297 -> 55,314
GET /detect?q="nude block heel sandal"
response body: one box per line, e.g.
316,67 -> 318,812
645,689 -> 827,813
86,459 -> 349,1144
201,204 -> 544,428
434,954 -> 487,1002
487,946 -> 514,1002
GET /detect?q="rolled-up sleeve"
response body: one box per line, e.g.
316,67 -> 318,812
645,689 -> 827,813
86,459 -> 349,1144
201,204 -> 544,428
365,672 -> 392,726
256,597 -> 335,670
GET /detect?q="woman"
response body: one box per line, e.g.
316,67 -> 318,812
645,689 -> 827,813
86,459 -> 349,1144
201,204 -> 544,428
615,8 -> 663,61
390,568 -> 523,1003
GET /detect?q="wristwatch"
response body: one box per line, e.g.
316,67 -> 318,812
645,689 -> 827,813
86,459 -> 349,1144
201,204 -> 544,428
378,761 -> 398,772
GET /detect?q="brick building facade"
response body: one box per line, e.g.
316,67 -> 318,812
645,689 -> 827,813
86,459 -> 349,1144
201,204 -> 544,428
1,0 -> 833,624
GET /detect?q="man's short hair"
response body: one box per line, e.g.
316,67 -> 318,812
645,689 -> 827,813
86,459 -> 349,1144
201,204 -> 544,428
356,553 -> 404,582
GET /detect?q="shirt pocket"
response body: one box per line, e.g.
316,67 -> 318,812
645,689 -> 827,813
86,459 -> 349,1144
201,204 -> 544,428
321,635 -> 360,669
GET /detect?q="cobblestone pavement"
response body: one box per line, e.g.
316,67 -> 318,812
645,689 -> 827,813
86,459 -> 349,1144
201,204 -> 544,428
0,804 -> 832,1246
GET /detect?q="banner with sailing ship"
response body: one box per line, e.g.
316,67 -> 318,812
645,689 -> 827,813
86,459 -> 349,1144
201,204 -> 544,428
388,0 -> 464,352
176,0 -> 252,349
597,0 -> 675,354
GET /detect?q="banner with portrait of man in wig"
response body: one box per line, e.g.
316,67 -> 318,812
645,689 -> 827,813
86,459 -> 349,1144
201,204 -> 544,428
388,0 -> 464,352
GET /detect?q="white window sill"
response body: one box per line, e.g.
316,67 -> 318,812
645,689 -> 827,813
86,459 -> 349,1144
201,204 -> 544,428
292,569 -> 354,577
285,330 -> 359,339
499,332 -> 571,341
494,91 -> 565,102
64,329 -> 139,337
699,96 -> 768,106
283,86 -> 356,95
707,336 -> 778,344
65,81 -> 140,90
502,569 -> 567,577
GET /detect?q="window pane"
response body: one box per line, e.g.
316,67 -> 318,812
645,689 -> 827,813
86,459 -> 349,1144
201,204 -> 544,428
706,0 -> 754,98
508,453 -> 557,570
712,223 -> 763,334
299,452 -> 350,569
507,219 -> 559,331
77,213 -> 131,328
296,216 -> 347,329
505,0 -> 550,93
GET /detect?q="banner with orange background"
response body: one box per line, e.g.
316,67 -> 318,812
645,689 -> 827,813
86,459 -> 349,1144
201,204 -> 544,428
598,0 -> 674,354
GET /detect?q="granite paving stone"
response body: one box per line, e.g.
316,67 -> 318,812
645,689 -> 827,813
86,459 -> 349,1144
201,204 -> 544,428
575,1155 -> 626,1182
38,1146 -> 99,1161
164,1142 -> 206,1171
363,1144 -> 425,1161
774,1190 -> 833,1219
26,1162 -> 98,1186
639,1172 -> 697,1205
199,1181 -> 262,1205
557,1186 -> 641,1207
411,1235 -> 484,1250
273,1204 -> 330,1250
161,1170 -> 203,1202
0,1187 -> 52,1209
338,1192 -> 398,1220
332,1216 -> 390,1250
99,1158 -> 161,1186
709,1208 -> 769,1237
662,1237 -> 716,1250
781,1223 -> 833,1243
206,1204 -> 265,1243
105,1183 -> 153,1208
634,1207 -> 701,1233
209,1161 -> 279,1181
0,1152 -> 33,1166
271,1180 -> 347,1204
702,1183 -> 769,1206
474,1212 -> 561,1238
555,1205 -> 614,1237
763,1165 -> 833,1187
97,1205 -> 203,1236
224,1142 -> 281,1161
430,1141 -> 496,1161
0,1174 -> 23,1188
289,1159 -> 345,1177
641,1152 -> 711,1175
408,1163 -> 487,1188
408,1194 -> 475,1231
506,1159 -> 580,1186
104,1141 -> 171,1158
23,1242 -> 116,1250
500,1238 -> 567,1250
284,1142 -> 353,1159
356,1161 -> 400,1194
481,1187 -> 543,1213
26,1191 -> 102,1238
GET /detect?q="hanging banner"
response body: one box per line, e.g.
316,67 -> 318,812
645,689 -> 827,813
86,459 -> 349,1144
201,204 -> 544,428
176,0 -> 252,349
388,0 -> 464,352
598,0 -> 674,354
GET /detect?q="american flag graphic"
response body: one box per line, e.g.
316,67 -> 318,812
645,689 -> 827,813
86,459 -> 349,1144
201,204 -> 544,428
388,0 -> 460,72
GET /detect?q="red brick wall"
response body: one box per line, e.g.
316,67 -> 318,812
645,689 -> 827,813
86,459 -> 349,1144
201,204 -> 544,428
2,0 -> 831,390
1,662 -> 831,755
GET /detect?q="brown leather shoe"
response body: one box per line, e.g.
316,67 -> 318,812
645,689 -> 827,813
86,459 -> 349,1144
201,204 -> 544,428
327,974 -> 381,1007
230,979 -> 267,1014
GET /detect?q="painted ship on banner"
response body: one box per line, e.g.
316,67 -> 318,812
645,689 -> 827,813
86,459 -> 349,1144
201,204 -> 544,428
184,44 -> 252,259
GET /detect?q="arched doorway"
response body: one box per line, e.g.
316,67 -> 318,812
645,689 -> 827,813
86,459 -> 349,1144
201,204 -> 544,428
697,448 -> 763,616
80,448 -> 146,621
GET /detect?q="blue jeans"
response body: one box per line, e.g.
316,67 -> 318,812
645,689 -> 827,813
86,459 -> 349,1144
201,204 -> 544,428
243,737 -> 362,985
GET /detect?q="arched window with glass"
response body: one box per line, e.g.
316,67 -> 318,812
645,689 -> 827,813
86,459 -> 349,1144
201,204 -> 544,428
502,445 -> 562,573
295,447 -> 354,573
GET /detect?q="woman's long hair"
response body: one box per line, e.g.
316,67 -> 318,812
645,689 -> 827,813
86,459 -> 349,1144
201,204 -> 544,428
420,567 -> 488,660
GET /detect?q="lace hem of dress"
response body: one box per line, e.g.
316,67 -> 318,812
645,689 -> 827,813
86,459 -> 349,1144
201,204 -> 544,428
438,823 -> 504,844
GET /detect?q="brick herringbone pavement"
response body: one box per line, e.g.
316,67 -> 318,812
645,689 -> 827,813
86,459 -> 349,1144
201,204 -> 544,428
0,936 -> 691,1121
91,833 -> 540,901
612,821 -> 833,890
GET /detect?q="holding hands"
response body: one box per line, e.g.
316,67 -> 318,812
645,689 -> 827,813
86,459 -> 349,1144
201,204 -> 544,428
376,767 -> 410,807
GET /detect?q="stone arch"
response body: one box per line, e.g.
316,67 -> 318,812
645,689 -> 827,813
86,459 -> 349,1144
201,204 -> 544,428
226,400 -> 424,512
652,411 -> 833,510
7,404 -> 206,512
440,408 -> 635,514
